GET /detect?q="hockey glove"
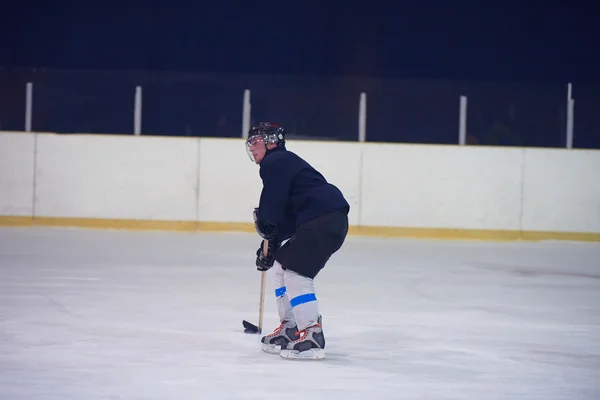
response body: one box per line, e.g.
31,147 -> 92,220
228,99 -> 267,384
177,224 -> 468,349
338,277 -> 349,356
255,240 -> 280,271
253,208 -> 277,241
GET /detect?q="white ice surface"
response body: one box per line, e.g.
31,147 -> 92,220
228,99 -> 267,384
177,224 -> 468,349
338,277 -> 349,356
1,227 -> 599,399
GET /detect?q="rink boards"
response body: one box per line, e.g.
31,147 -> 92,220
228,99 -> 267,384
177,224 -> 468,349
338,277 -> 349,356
1,131 -> 599,241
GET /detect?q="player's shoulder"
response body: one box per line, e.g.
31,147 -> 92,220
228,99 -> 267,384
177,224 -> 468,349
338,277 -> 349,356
261,148 -> 302,168
260,149 -> 306,180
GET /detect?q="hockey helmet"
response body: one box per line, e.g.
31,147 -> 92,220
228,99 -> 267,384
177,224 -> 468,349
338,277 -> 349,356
245,122 -> 286,162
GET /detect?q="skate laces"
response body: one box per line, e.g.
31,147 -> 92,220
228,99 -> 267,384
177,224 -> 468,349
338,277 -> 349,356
266,321 -> 285,337
292,323 -> 321,342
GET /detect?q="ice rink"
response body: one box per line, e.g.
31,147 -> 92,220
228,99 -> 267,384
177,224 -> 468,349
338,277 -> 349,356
1,226 -> 599,399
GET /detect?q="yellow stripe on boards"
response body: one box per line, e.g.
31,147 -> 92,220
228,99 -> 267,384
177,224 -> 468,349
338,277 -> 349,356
0,216 -> 599,242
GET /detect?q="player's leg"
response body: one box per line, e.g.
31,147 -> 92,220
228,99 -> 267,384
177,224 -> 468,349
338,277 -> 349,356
273,261 -> 295,323
279,210 -> 349,359
280,268 -> 326,359
260,260 -> 298,353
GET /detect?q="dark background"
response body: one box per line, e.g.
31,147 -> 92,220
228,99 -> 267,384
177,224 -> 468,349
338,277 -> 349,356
1,1 -> 599,148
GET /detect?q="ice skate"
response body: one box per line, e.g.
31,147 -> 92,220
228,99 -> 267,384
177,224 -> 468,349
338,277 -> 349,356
279,315 -> 325,360
261,320 -> 298,354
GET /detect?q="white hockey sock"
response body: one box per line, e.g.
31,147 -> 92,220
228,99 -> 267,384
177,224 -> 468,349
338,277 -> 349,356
284,269 -> 319,331
273,262 -> 295,323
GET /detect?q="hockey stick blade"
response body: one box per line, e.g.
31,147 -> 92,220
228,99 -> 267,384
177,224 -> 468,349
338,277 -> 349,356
242,320 -> 261,334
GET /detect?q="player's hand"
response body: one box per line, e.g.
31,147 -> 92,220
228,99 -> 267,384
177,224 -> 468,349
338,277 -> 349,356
255,240 -> 278,271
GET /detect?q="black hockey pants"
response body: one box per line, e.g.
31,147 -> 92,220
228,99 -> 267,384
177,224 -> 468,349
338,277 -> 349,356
275,209 -> 349,279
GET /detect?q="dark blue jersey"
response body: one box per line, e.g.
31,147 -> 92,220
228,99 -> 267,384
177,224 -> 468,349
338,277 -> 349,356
258,146 -> 350,241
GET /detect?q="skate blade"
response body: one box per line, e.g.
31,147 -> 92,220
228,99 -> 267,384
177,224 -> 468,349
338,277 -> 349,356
279,348 -> 325,360
261,343 -> 282,354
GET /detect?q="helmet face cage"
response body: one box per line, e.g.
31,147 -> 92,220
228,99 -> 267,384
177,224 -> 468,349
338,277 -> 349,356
245,135 -> 262,162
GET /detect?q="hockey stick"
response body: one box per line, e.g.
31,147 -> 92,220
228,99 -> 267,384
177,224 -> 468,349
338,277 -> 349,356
243,240 -> 269,334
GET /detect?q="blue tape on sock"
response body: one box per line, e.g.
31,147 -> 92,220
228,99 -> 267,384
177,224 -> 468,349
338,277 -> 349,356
275,286 -> 287,297
290,293 -> 317,307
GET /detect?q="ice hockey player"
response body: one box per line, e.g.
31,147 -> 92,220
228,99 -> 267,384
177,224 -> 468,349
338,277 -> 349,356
245,122 -> 350,360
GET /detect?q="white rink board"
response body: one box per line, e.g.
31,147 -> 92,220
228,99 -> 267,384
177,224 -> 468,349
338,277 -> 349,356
34,134 -> 199,221
521,148 -> 600,233
1,131 -> 599,236
360,143 -> 525,230
197,138 -> 263,222
197,139 -> 363,225
0,132 -> 36,216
